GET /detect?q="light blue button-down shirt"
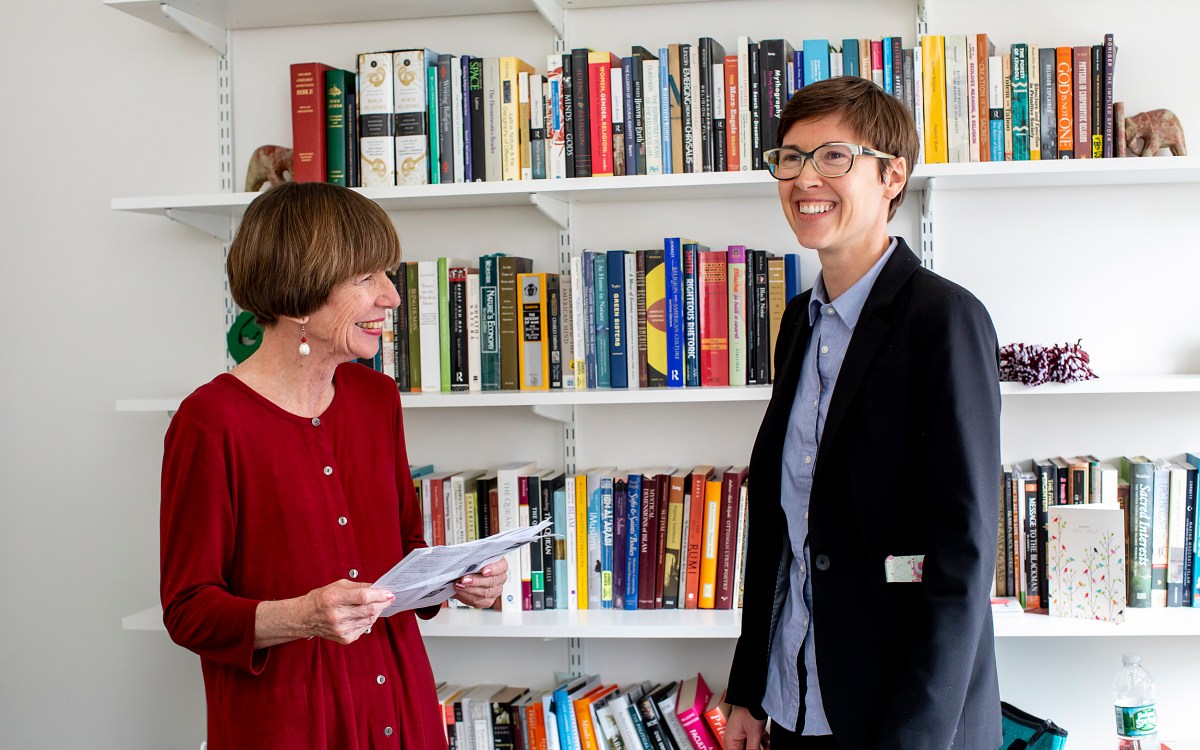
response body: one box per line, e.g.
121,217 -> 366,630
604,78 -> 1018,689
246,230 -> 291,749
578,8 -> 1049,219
761,238 -> 897,733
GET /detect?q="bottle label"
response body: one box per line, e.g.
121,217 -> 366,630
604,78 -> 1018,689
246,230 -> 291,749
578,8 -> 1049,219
1114,704 -> 1158,737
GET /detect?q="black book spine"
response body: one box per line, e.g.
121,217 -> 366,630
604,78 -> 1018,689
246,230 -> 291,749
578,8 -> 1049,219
391,266 -> 409,390
699,38 -> 716,172
630,57 -> 646,176
1090,44 -> 1103,157
528,476 -> 544,610
437,55 -> 455,183
461,56 -> 474,182
747,41 -> 762,170
754,250 -> 769,384
344,78 -> 359,187
449,271 -> 469,391
541,478 -> 557,608
571,48 -> 592,177
561,52 -> 575,178
468,57 -> 487,181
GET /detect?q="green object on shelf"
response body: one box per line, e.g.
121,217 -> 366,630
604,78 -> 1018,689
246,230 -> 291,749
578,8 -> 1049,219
226,311 -> 263,363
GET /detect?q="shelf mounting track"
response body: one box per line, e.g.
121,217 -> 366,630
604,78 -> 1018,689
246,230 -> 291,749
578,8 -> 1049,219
919,177 -> 935,271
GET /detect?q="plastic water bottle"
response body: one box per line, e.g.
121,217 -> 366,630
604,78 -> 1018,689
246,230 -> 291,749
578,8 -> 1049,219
1114,653 -> 1157,749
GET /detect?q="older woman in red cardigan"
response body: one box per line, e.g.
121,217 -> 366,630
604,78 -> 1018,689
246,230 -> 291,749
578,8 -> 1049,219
160,181 -> 507,749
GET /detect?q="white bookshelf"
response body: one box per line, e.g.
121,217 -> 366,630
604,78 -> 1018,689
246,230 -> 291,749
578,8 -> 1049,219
111,157 -> 1200,239
123,602 -> 1200,638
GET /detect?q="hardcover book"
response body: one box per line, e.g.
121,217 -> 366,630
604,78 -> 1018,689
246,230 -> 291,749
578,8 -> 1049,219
358,52 -> 395,186
290,62 -> 333,183
1047,504 -> 1126,623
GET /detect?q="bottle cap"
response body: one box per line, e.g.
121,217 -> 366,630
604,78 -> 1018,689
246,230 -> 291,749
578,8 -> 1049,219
1122,653 -> 1140,666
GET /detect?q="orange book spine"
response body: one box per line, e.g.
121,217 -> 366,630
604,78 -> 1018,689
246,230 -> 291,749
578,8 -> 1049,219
1055,47 -> 1074,155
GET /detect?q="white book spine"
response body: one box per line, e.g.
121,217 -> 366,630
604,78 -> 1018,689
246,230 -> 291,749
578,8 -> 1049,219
392,50 -> 430,185
547,54 -> 566,180
564,474 -> 579,609
417,260 -> 441,392
519,489 -> 532,607
737,36 -> 752,171
913,45 -> 925,165
830,50 -> 843,78
531,74 -> 546,179
610,67 -> 624,176
380,307 -> 395,379
484,57 -> 502,182
560,277 -> 576,390
607,694 -> 644,750
657,688 -> 692,750
466,272 -> 481,391
944,34 -> 970,163
450,475 -> 465,545
624,251 -> 639,390
518,71 -> 532,181
497,462 -> 536,612
542,694 -> 562,750
966,36 -> 981,162
643,59 -> 663,175
358,52 -> 396,186
451,58 -> 465,183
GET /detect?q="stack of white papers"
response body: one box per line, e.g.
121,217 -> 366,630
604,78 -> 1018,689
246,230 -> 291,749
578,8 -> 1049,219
375,518 -> 554,615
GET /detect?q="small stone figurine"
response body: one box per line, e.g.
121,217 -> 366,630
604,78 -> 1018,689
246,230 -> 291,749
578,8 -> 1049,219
1115,103 -> 1188,157
244,145 -> 294,191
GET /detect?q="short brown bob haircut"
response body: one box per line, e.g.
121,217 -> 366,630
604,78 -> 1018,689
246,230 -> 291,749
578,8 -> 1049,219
228,182 -> 401,325
776,76 -> 919,221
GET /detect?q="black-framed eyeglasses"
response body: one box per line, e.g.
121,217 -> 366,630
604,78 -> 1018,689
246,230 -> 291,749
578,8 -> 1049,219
763,142 -> 897,179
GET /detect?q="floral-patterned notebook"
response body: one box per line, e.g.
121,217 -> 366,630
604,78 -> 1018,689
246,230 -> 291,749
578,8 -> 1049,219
1047,505 -> 1126,623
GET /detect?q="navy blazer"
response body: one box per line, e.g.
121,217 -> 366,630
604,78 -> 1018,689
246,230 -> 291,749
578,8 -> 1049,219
726,239 -> 1003,750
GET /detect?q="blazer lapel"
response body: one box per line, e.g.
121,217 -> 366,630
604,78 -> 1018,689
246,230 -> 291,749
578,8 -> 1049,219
815,241 -> 921,470
760,290 -> 815,443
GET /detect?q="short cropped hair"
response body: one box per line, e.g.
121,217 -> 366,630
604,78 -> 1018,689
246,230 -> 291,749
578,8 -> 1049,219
227,182 -> 401,325
776,76 -> 919,220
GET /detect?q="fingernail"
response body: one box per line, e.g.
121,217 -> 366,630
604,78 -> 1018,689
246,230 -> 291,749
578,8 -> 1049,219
481,568 -> 492,576
454,582 -> 465,589
386,592 -> 394,600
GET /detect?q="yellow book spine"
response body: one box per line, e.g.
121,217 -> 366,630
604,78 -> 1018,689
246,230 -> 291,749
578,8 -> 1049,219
517,272 -> 550,390
921,35 -> 948,164
575,473 -> 589,607
645,256 -> 667,378
698,478 -> 722,609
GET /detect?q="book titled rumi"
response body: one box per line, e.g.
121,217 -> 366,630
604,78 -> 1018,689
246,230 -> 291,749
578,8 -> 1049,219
1047,504 -> 1126,623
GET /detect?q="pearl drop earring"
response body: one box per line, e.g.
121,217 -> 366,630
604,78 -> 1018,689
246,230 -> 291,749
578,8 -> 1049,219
299,324 -> 311,357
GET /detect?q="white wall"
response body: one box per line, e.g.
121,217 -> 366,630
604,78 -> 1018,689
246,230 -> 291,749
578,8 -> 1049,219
3,1 -> 1199,748
0,1 -> 221,747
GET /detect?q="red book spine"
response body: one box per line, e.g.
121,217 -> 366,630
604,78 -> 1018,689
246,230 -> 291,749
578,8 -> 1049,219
589,55 -> 617,177
654,472 -> 671,608
723,55 -> 739,171
1072,46 -> 1091,158
684,469 -> 710,609
698,251 -> 730,386
430,477 -> 447,547
638,473 -> 659,609
290,62 -> 332,182
716,467 -> 747,609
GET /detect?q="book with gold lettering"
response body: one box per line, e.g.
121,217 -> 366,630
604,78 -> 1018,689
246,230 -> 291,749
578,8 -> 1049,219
290,62 -> 332,182
357,53 -> 394,186
392,49 -> 437,185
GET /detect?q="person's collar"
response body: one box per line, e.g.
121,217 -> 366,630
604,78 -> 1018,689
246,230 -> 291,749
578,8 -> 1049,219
807,237 -> 898,328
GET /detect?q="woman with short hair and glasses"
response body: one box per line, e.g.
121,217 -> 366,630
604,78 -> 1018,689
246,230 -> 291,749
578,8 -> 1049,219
723,76 -> 1003,750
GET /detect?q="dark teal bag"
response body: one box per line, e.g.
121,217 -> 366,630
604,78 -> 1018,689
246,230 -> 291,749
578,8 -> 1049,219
1000,702 -> 1068,749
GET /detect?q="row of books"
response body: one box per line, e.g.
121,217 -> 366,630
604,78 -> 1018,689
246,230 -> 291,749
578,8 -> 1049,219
996,453 -> 1200,619
411,463 -> 749,612
288,30 -> 1124,188
916,33 -> 1120,163
438,671 -> 728,750
360,244 -> 804,392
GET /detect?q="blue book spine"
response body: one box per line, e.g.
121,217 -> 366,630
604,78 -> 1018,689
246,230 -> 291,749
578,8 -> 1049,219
600,475 -> 614,608
1186,453 -> 1200,605
461,55 -> 473,181
682,242 -> 701,387
664,237 -> 685,387
607,250 -> 628,388
659,49 -> 672,175
624,474 -> 642,609
582,251 -> 598,389
842,38 -> 860,77
793,50 -> 804,89
553,686 -> 577,749
784,253 -> 802,302
611,479 -> 627,609
593,252 -> 611,388
803,39 -> 830,85
990,118 -> 1005,162
553,486 -> 569,608
882,37 -> 893,94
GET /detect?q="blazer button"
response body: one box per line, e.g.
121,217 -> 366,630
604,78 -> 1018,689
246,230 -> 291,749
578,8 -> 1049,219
814,554 -> 831,571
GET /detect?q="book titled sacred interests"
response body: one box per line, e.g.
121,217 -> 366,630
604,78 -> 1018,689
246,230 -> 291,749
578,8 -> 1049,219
1047,504 -> 1126,623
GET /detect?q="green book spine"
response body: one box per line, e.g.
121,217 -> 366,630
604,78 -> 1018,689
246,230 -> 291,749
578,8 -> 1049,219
324,69 -> 352,186
592,252 -> 610,388
428,66 -> 440,185
480,253 -> 502,390
405,262 -> 421,391
1010,44 -> 1030,161
438,257 -> 452,392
